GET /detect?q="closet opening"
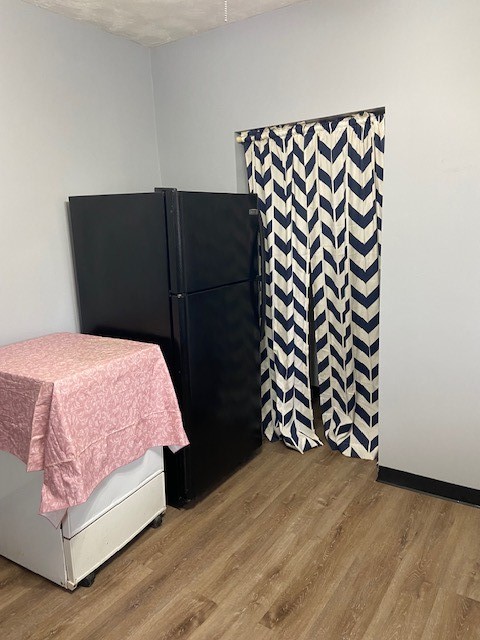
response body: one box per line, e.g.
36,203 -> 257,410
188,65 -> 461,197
237,108 -> 385,460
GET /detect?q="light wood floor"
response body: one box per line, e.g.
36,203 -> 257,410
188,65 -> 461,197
1,441 -> 480,640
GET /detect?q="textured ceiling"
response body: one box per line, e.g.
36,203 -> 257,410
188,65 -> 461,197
24,0 -> 305,46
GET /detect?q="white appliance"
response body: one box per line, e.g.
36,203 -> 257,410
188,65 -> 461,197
0,448 -> 166,590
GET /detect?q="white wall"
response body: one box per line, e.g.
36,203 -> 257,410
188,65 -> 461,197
151,0 -> 480,489
0,0 -> 160,346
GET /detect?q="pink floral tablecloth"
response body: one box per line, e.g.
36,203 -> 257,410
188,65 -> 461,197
0,333 -> 188,519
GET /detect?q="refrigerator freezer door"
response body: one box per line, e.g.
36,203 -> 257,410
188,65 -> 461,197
166,191 -> 258,294
170,280 -> 261,503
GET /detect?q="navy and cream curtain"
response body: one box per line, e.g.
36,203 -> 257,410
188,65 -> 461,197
241,112 -> 384,459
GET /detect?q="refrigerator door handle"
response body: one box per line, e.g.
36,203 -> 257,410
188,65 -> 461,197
258,212 -> 267,335
248,208 -> 264,331
251,282 -> 259,327
250,254 -> 260,330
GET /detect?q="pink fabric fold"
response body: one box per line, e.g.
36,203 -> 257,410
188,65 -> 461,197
0,333 -> 188,515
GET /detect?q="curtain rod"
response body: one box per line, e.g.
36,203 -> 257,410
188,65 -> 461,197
235,106 -> 385,143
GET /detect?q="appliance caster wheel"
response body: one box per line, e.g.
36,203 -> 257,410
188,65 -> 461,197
150,513 -> 164,529
79,571 -> 96,588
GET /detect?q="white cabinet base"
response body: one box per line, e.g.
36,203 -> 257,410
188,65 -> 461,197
0,451 -> 166,590
63,473 -> 165,589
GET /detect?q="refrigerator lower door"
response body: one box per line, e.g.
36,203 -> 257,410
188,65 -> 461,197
169,280 -> 261,504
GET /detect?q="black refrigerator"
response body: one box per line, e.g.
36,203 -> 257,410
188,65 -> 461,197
69,189 -> 262,507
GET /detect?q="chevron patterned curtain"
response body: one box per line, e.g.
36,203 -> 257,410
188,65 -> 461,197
242,111 -> 384,459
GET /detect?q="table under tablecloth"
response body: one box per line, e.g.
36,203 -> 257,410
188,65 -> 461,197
0,333 -> 188,521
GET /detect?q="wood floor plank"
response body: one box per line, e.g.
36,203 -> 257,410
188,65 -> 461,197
362,496 -> 476,640
421,588 -> 480,640
109,592 -> 218,640
360,499 -> 444,640
258,483 -> 416,639
183,450 -> 373,638
62,445 -> 305,639
192,604 -> 275,640
1,556 -> 153,640
0,562 -> 39,613
443,503 -> 480,602
198,451 -> 370,602
330,493 -> 451,640
188,458 -> 375,639
1,439 -> 480,640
